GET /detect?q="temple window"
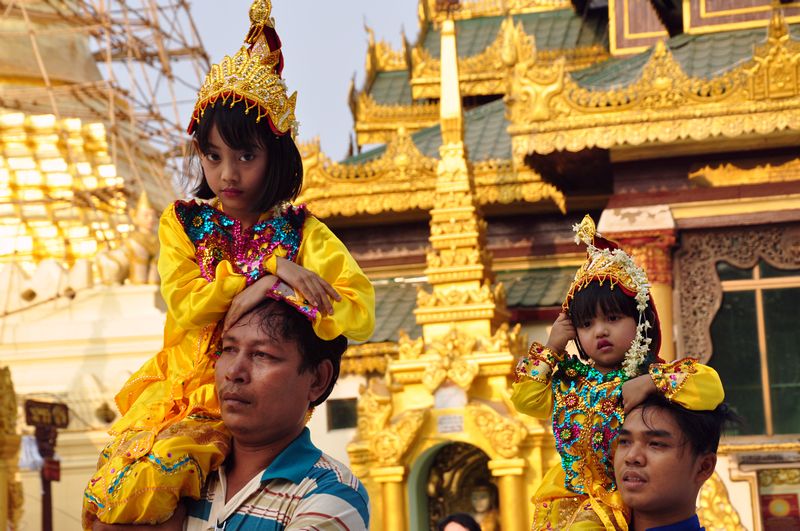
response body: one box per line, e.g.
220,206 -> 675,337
710,261 -> 800,436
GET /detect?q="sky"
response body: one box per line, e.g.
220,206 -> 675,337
189,1 -> 420,161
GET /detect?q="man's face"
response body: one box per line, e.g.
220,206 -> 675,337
215,311 -> 328,446
614,406 -> 716,522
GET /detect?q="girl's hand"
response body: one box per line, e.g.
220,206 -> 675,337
275,257 -> 341,315
223,274 -> 278,333
622,374 -> 658,414
545,312 -> 576,354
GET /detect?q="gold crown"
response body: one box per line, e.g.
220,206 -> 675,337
562,215 -> 644,310
563,215 -> 656,376
187,0 -> 297,135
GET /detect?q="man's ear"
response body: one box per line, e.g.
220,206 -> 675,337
308,359 -> 333,404
695,452 -> 717,486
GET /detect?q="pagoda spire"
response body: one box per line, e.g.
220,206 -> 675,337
415,17 -> 509,343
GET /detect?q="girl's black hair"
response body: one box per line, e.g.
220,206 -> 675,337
568,281 -> 661,362
189,103 -> 303,212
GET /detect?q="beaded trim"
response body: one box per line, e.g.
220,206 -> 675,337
175,200 -> 306,287
649,357 -> 698,401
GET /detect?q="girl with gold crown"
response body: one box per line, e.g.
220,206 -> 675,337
511,215 -> 724,530
81,1 -> 375,527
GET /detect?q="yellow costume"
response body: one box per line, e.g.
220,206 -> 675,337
510,215 -> 724,530
82,200 -> 375,526
82,2 -> 374,526
511,345 -> 723,530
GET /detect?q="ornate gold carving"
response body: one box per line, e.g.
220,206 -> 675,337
351,89 -> 439,146
419,0 -> 571,23
426,443 -> 493,531
417,281 -> 506,309
507,9 -> 800,155
748,8 -> 800,100
365,26 -> 410,76
759,468 -> 800,487
342,342 -> 396,375
370,409 -> 427,466
485,323 -> 527,357
608,230 -> 676,285
422,329 -> 481,391
356,377 -> 393,442
354,377 -> 427,466
410,17 -> 605,100
676,224 -> 800,360
689,158 -> 800,187
398,330 -> 425,360
0,368 -> 17,435
299,133 -> 565,218
697,472 -> 746,531
469,402 -> 527,458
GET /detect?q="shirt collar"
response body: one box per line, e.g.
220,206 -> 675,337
646,514 -> 704,531
260,428 -> 322,484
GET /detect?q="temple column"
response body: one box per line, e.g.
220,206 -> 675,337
488,458 -> 527,531
372,466 -> 407,531
614,231 -> 677,361
600,207 -> 677,361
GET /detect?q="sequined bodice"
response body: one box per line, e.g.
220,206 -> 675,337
175,200 -> 306,285
552,357 -> 629,495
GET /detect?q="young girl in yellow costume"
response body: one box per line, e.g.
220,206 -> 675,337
511,215 -> 723,530
82,1 -> 375,526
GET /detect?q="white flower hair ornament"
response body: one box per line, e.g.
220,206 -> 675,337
564,215 -> 661,377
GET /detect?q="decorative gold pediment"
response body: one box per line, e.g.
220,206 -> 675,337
507,8 -> 800,155
298,132 -> 565,217
365,25 -> 410,81
421,328 -> 481,391
468,402 -> 528,458
369,408 -> 428,466
697,472 -> 746,530
411,17 -> 606,99
350,89 -> 440,146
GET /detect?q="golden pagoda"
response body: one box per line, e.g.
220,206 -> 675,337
0,2 -> 205,528
296,0 -> 800,529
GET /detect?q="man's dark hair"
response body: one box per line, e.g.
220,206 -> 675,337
190,103 -> 303,212
436,512 -> 481,531
568,281 -> 661,362
636,394 -> 741,456
247,299 -> 347,406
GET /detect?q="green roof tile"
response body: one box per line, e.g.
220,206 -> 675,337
342,97 -> 509,164
364,268 -> 573,343
369,70 -> 413,105
573,24 -> 800,90
423,9 -> 608,58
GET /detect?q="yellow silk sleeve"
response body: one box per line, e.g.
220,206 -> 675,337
649,357 -> 724,411
157,203 -> 247,330
297,217 -> 375,341
510,342 -> 561,419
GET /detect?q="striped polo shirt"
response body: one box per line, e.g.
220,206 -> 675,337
185,428 -> 369,530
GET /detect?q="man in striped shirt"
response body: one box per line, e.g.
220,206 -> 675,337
184,297 -> 370,530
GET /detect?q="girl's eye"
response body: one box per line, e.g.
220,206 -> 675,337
240,153 -> 256,162
608,314 -> 619,322
205,153 -> 220,162
580,321 -> 591,328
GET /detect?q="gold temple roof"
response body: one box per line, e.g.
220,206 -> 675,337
353,6 -> 609,145
507,9 -> 800,156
